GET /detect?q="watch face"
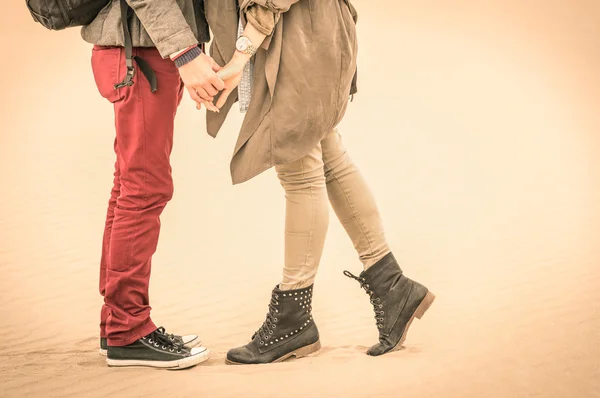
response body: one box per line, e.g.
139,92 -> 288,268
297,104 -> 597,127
236,37 -> 250,52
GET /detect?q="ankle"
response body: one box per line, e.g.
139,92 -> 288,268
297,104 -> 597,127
279,281 -> 314,291
362,250 -> 393,271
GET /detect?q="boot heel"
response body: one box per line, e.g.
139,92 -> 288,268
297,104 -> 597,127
292,340 -> 321,359
414,291 -> 435,319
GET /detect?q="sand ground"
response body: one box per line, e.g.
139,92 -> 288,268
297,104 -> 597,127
1,1 -> 599,397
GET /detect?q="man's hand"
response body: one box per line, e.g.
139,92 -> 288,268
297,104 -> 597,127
177,53 -> 225,111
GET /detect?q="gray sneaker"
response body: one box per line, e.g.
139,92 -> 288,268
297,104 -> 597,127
100,326 -> 199,356
105,329 -> 209,370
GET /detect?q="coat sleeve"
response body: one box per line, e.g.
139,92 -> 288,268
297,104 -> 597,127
124,0 -> 199,58
245,4 -> 279,36
240,0 -> 302,14
242,0 -> 357,34
240,0 -> 302,49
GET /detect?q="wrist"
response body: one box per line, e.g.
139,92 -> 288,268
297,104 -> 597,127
170,44 -> 197,60
232,51 -> 251,67
173,46 -> 202,68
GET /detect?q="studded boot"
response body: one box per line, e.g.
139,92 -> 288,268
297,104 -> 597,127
344,252 -> 435,356
226,285 -> 321,364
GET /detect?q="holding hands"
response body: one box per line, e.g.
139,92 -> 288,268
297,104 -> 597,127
181,18 -> 266,112
179,51 -> 249,112
177,52 -> 225,113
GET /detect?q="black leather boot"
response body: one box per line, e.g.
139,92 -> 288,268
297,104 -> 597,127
226,285 -> 321,364
344,252 -> 435,356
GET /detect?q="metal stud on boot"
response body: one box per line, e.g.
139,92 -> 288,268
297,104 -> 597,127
345,252 -> 435,356
226,285 -> 321,364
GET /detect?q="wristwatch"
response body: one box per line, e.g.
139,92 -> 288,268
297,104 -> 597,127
236,36 -> 258,56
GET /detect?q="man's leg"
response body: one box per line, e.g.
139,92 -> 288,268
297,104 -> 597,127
94,47 -> 184,346
99,140 -> 120,342
91,46 -> 207,369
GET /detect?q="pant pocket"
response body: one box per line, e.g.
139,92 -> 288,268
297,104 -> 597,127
91,45 -> 125,103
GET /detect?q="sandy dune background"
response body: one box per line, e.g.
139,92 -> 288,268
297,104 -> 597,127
1,1 -> 599,397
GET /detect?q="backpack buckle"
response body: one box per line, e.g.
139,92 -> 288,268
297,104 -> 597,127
114,65 -> 135,89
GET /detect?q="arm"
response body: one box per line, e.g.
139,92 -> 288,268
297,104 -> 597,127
231,15 -> 269,68
124,0 -> 224,107
241,0 -> 301,49
124,0 -> 198,58
215,1 -> 302,108
214,7 -> 271,108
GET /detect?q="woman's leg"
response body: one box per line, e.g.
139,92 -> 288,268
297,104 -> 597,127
226,145 -> 327,365
321,129 -> 390,270
322,129 -> 435,356
275,144 -> 330,290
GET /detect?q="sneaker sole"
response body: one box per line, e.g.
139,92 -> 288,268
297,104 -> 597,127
225,340 -> 322,365
106,347 -> 210,370
390,290 -> 436,353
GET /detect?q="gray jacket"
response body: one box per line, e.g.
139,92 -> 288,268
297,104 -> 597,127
81,0 -> 210,58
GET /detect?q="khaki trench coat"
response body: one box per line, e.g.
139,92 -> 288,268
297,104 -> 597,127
204,0 -> 358,184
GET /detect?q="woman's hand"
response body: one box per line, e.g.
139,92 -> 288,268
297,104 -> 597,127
212,13 -> 268,109
215,54 -> 249,109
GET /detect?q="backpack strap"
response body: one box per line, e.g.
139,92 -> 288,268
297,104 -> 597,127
114,0 -> 158,93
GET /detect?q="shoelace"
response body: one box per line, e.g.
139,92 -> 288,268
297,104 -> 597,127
156,326 -> 178,343
344,270 -> 385,329
143,329 -> 184,353
253,291 -> 280,345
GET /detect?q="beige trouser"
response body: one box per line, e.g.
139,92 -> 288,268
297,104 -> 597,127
275,129 -> 391,290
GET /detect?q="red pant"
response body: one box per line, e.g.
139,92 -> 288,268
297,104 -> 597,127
92,45 -> 184,346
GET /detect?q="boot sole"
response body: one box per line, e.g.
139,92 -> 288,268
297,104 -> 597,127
225,340 -> 322,365
391,290 -> 436,352
106,347 -> 210,370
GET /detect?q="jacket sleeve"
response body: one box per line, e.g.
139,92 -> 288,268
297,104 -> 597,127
241,0 -> 302,14
125,0 -> 199,58
245,4 -> 279,36
240,0 -> 302,49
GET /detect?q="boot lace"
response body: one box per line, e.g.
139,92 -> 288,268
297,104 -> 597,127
143,329 -> 184,353
344,270 -> 385,329
252,291 -> 280,345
